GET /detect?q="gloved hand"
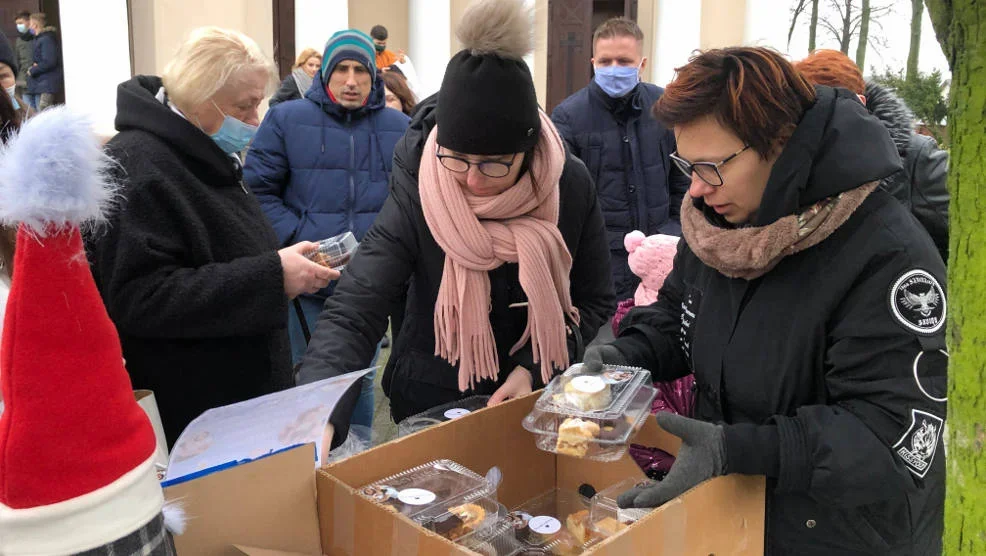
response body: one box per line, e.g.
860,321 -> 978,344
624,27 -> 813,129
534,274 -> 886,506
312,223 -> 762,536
581,344 -> 629,373
617,412 -> 726,508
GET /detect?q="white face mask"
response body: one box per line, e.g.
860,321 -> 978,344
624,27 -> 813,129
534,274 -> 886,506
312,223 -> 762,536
5,85 -> 19,110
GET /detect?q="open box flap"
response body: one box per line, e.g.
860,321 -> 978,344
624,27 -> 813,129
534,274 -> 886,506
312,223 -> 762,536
164,444 -> 321,556
233,546 -> 317,556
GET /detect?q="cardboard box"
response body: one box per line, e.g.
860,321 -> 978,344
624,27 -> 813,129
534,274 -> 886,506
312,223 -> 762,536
166,393 -> 765,556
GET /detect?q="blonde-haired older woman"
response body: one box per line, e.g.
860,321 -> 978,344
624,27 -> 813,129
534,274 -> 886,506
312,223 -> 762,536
87,26 -> 337,445
270,47 -> 322,107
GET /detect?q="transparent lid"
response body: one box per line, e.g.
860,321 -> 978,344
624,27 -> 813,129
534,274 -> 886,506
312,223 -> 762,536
359,459 -> 494,522
305,231 -> 358,270
588,477 -> 655,535
534,364 -> 651,419
423,496 -> 505,544
397,396 -> 491,437
457,517 -> 524,556
522,385 -> 657,461
506,488 -> 604,554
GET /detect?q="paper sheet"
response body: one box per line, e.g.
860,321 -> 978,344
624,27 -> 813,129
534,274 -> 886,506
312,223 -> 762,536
164,368 -> 374,481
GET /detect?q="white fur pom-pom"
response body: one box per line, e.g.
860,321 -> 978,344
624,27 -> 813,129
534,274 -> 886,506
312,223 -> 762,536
162,500 -> 187,536
0,106 -> 116,236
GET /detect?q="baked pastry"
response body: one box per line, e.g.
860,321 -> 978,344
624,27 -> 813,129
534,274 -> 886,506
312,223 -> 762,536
597,417 -> 632,441
593,516 -> 627,536
447,502 -> 487,539
565,509 -> 592,544
556,418 -> 600,457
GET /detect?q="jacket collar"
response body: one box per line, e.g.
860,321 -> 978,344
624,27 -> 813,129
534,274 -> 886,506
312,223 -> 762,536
304,69 -> 386,121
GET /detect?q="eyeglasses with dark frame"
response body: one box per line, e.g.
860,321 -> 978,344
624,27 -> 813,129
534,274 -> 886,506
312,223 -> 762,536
436,151 -> 518,179
669,144 -> 751,187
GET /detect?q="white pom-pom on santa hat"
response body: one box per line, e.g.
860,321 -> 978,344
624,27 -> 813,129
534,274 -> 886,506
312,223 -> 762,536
0,105 -> 116,236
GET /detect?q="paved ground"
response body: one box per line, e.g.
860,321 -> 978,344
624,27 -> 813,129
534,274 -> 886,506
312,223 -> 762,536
370,329 -> 398,445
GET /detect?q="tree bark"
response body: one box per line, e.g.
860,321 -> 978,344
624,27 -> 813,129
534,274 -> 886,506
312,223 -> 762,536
856,0 -> 871,69
925,0 -> 986,553
839,0 -> 854,53
809,0 -> 820,50
907,0 -> 924,80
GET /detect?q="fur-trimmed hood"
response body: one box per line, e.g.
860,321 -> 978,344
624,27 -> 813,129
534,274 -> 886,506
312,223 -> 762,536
864,81 -> 914,155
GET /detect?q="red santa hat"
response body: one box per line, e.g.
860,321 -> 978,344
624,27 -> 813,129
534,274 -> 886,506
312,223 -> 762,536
0,107 -> 165,554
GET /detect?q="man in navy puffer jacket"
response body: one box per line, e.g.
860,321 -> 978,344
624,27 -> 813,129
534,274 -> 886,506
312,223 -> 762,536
245,29 -> 409,437
552,18 -> 689,302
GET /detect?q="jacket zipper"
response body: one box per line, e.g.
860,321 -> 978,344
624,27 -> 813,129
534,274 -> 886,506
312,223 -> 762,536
349,130 -> 356,232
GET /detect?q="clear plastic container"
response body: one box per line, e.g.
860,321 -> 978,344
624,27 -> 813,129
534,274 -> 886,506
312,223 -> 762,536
522,384 -> 657,461
305,231 -> 358,271
588,477 -> 655,535
506,488 -> 604,555
423,496 -> 505,544
358,459 -> 494,523
534,365 -> 650,420
397,396 -> 492,437
457,517 -> 524,556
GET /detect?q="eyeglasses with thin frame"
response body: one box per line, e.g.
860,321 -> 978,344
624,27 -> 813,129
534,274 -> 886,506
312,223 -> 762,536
669,144 -> 751,187
437,150 -> 518,179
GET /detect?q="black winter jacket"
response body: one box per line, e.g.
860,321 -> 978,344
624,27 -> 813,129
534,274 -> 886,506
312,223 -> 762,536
551,81 -> 690,299
269,73 -> 303,107
614,87 -> 946,555
865,82 -> 950,263
301,97 -> 615,440
87,76 -> 293,445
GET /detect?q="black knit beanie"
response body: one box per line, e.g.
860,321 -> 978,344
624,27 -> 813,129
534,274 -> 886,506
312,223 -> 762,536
436,0 -> 540,155
0,30 -> 17,76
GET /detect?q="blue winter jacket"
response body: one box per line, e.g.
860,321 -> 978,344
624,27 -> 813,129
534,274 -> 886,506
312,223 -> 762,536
245,70 -> 410,298
551,81 -> 690,300
27,28 -> 62,94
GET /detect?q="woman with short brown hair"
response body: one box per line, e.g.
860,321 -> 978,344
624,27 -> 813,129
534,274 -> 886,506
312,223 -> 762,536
584,46 -> 946,554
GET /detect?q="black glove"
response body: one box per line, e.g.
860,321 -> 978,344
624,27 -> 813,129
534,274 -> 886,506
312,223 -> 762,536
617,412 -> 726,508
581,344 -> 629,373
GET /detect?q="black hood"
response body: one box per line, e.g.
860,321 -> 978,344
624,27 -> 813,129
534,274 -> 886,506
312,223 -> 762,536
114,75 -> 237,183
863,81 -> 914,155
740,85 -> 902,227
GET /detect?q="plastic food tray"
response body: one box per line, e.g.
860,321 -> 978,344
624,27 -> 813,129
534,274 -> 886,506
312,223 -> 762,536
457,516 -> 524,556
305,231 -> 358,271
588,477 -> 655,535
397,396 -> 491,437
358,459 -> 494,523
523,384 -> 657,461
534,365 -> 651,420
506,488 -> 607,555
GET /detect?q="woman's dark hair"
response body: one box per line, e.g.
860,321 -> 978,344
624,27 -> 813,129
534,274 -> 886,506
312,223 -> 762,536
0,88 -> 21,277
653,47 -> 816,159
0,89 -> 21,146
381,71 -> 416,115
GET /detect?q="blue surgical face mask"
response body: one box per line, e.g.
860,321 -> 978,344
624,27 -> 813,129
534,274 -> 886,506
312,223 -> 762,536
5,86 -> 18,110
16,23 -> 27,34
594,64 -> 641,98
208,101 -> 257,154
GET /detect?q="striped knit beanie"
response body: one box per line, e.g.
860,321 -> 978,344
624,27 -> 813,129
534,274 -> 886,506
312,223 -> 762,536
321,29 -> 377,85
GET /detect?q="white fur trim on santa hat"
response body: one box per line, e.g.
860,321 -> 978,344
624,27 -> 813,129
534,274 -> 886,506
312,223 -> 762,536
0,106 -> 117,237
0,455 -> 163,556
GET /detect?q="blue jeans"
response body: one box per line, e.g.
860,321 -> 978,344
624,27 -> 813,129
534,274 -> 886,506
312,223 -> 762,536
289,295 -> 377,439
23,93 -> 39,111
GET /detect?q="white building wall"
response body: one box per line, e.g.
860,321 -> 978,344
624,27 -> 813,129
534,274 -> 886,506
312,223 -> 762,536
408,0 -> 451,99
743,0 -> 789,49
60,0 -> 133,136
653,0 -> 702,87
296,0 -> 349,56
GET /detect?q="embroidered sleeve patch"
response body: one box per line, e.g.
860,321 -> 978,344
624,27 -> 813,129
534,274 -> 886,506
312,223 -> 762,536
889,269 -> 946,335
893,409 -> 944,478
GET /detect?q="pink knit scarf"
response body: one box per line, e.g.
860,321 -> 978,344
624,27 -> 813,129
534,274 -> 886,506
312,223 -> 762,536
419,111 -> 579,391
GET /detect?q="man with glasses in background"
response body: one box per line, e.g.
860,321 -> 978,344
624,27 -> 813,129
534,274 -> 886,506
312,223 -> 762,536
551,17 -> 689,307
